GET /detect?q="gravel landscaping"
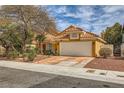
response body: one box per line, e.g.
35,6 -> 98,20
84,57 -> 124,72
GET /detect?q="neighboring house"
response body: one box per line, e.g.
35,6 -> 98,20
34,25 -> 106,57
32,30 -> 58,54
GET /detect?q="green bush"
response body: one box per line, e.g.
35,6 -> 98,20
8,50 -> 19,59
99,48 -> 112,58
0,47 -> 6,57
45,50 -> 54,55
28,50 -> 36,61
23,48 -> 37,61
34,47 -> 39,54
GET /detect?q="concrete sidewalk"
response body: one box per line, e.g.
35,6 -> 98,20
0,60 -> 124,85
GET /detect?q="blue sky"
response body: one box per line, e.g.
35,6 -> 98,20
45,5 -> 124,35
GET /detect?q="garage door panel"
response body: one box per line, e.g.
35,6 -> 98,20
60,42 -> 92,56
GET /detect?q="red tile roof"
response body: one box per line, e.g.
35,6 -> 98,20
59,25 -> 84,34
33,25 -> 106,43
57,25 -> 106,43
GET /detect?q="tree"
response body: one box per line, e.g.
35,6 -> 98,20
101,23 -> 124,46
101,23 -> 124,56
0,5 -> 57,52
35,34 -> 46,54
0,23 -> 23,55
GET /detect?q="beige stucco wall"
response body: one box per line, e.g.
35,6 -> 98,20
95,41 -> 113,57
121,43 -> 124,57
95,41 -> 105,57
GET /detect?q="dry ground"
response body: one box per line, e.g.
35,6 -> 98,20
84,57 -> 124,72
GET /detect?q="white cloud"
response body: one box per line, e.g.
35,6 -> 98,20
64,13 -> 78,18
62,6 -> 94,20
46,6 -> 67,16
55,19 -> 71,31
78,6 -> 94,21
46,5 -> 124,35
57,6 -> 67,13
103,6 -> 124,13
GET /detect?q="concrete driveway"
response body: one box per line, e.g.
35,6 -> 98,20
34,55 -> 94,68
0,66 -> 124,88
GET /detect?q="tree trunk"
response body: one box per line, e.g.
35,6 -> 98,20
39,43 -> 43,55
22,39 -> 27,53
5,47 -> 9,57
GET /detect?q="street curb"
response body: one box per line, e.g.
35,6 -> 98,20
0,60 -> 124,85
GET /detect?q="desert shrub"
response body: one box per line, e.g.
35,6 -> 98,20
45,50 -> 54,55
23,48 -> 37,61
27,51 -> 36,61
99,48 -> 112,58
0,47 -> 6,57
8,50 -> 20,59
0,51 -> 4,57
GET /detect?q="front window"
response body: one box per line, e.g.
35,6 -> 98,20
46,43 -> 52,50
70,33 -> 79,39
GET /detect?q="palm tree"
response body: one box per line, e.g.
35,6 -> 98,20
35,34 -> 46,54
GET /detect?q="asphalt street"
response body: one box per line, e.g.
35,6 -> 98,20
0,66 -> 124,88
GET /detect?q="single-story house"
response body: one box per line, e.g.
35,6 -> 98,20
34,25 -> 107,57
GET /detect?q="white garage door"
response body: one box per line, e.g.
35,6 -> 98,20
60,41 -> 92,56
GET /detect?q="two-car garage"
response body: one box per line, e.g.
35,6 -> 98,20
59,41 -> 93,56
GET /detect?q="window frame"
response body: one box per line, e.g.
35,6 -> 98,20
70,33 -> 79,39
